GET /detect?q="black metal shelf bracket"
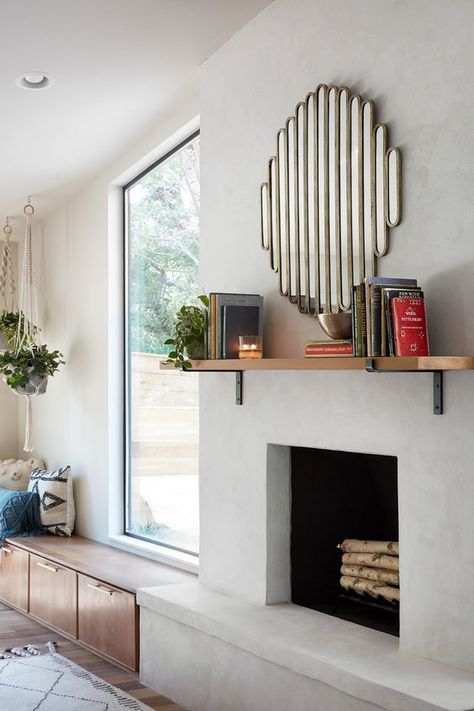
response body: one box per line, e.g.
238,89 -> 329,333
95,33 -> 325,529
433,371 -> 443,415
365,359 -> 444,415
365,358 -> 376,372
235,372 -> 243,405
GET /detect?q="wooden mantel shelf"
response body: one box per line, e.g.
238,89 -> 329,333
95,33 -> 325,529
182,356 -> 474,372
161,356 -> 474,413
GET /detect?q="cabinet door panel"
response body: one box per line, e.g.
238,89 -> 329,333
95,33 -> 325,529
78,573 -> 137,670
29,553 -> 77,637
0,545 -> 29,611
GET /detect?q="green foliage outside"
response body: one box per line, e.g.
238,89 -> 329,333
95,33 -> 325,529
128,137 -> 200,354
129,520 -> 170,538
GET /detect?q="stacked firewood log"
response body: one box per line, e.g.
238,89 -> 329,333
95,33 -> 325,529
338,539 -> 400,603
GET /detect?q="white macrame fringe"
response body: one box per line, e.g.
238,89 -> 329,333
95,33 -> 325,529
23,395 -> 33,453
16,215 -> 39,352
0,221 -> 16,312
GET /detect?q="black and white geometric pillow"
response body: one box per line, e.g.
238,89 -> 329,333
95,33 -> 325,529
28,467 -> 75,536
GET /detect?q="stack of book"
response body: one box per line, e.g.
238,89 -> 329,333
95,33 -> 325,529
207,293 -> 264,359
304,340 -> 353,358
352,277 -> 429,357
338,538 -> 400,604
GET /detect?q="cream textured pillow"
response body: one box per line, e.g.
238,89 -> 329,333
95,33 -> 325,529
0,458 -> 45,492
28,466 -> 75,536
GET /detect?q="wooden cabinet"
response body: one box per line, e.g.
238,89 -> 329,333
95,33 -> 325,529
0,544 -> 29,611
78,574 -> 137,670
29,553 -> 77,637
0,536 -> 190,672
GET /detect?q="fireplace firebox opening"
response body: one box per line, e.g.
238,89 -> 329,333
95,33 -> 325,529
290,446 -> 399,636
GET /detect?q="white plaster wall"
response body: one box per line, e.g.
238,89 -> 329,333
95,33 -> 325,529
199,0 -> 474,671
0,385 -> 19,460
27,91 -> 199,542
0,240 -> 19,460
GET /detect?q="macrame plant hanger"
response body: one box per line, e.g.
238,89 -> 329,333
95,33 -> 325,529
16,198 -> 44,452
0,217 -> 16,314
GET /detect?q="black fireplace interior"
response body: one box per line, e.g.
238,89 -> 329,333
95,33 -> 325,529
291,446 -> 399,636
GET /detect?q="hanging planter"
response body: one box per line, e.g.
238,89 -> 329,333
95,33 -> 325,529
0,344 -> 63,452
0,345 -> 64,452
0,200 -> 65,451
0,345 -> 63,394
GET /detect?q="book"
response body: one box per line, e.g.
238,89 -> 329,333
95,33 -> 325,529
382,287 -> 423,356
352,285 -> 365,357
391,297 -> 429,356
360,284 -> 367,357
306,338 -> 352,347
222,303 -> 263,358
305,341 -> 353,357
209,293 -> 217,359
351,286 -> 357,356
209,293 -> 263,359
203,307 -> 208,360
364,277 -> 418,356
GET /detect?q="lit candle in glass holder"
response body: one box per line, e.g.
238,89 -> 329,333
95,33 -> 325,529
238,335 -> 263,359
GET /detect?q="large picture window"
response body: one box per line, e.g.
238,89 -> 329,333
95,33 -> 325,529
124,132 -> 200,556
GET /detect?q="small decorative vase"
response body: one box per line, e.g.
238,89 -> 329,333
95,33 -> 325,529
317,312 -> 353,340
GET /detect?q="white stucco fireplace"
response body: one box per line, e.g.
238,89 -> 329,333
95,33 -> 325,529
138,375 -> 474,711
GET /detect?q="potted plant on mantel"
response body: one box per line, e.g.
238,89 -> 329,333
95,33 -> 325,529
164,294 -> 209,369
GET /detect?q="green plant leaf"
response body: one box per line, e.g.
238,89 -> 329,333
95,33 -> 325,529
163,295 -> 207,368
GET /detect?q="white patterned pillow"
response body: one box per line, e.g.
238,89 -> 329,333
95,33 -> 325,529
0,458 -> 45,492
28,466 -> 75,536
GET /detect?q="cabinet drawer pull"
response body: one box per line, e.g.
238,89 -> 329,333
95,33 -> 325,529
37,561 -> 59,573
87,583 -> 115,596
3,547 -> 12,556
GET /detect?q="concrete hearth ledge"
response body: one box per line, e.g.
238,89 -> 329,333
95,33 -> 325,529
138,583 -> 474,711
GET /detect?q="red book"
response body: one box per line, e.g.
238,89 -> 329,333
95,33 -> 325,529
305,343 -> 353,357
391,297 -> 429,356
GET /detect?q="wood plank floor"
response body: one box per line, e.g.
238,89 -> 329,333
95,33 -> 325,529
0,602 -> 187,710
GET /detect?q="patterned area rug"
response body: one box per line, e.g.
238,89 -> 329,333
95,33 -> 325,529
0,644 -> 149,710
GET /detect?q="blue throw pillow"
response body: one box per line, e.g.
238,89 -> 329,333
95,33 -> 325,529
0,487 -> 45,545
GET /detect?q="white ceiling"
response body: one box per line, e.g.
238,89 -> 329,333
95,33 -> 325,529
0,0 -> 271,223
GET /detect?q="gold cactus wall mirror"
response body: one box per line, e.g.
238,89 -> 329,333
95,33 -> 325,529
260,84 -> 401,338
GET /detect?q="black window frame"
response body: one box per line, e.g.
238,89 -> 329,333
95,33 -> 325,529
123,129 -> 200,556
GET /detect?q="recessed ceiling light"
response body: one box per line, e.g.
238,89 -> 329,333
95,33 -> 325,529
15,72 -> 55,91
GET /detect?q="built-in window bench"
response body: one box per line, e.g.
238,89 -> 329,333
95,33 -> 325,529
138,582 -> 474,711
0,535 -> 192,671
